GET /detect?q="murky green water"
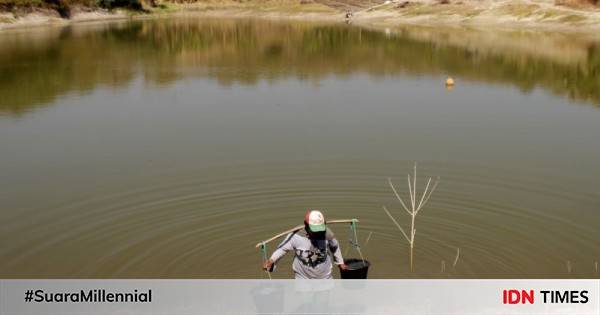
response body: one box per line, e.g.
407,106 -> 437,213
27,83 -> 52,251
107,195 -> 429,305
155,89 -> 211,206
1,18 -> 599,278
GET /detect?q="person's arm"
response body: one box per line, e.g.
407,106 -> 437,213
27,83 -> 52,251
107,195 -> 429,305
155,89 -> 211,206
328,237 -> 344,265
263,233 -> 295,271
327,230 -> 348,270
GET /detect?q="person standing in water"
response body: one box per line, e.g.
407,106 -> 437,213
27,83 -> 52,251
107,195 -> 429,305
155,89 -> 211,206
262,210 -> 348,279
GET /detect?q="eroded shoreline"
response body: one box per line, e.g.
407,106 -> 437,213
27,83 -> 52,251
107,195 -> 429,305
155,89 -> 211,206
1,0 -> 600,33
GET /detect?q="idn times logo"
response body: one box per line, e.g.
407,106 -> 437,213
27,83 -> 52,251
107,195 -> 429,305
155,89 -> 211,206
502,290 -> 589,304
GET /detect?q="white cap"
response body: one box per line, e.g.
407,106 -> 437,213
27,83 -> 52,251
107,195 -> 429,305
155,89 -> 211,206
305,210 -> 326,232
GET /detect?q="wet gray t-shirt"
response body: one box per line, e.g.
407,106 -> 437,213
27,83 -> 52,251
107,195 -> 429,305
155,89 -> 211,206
270,228 -> 344,279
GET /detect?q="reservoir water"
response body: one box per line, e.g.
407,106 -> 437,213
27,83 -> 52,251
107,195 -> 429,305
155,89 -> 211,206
1,18 -> 599,278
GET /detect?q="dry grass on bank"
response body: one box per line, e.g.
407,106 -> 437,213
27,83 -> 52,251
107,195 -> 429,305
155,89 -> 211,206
0,0 -> 151,17
1,0 -> 600,30
555,0 -> 598,8
169,0 -> 336,14
0,0 -> 334,20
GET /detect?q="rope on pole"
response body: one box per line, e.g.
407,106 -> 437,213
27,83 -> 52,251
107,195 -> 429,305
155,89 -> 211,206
259,242 -> 272,280
348,218 -> 365,263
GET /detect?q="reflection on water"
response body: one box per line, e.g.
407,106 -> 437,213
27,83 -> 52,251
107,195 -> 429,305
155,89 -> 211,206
0,18 -> 599,279
1,18 -> 600,116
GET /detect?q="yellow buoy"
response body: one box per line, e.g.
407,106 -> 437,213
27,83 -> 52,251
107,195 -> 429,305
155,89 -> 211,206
445,77 -> 455,86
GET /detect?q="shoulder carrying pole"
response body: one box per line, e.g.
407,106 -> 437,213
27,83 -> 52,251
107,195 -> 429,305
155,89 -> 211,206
254,219 -> 359,248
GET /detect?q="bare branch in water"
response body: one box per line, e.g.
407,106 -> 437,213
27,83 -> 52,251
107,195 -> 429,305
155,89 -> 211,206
416,177 -> 440,214
382,206 -> 410,243
364,231 -> 373,247
453,248 -> 460,268
383,163 -> 440,272
388,178 -> 411,215
416,177 -> 432,211
407,175 -> 414,212
411,163 -> 417,211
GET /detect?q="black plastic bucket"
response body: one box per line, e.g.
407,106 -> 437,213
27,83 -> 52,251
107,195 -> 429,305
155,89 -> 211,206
340,258 -> 370,279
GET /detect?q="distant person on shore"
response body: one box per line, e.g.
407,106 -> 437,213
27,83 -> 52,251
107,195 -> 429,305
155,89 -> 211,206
262,210 -> 348,279
345,10 -> 353,20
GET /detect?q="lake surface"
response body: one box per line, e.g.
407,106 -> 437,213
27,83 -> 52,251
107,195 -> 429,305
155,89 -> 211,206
0,17 -> 599,278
